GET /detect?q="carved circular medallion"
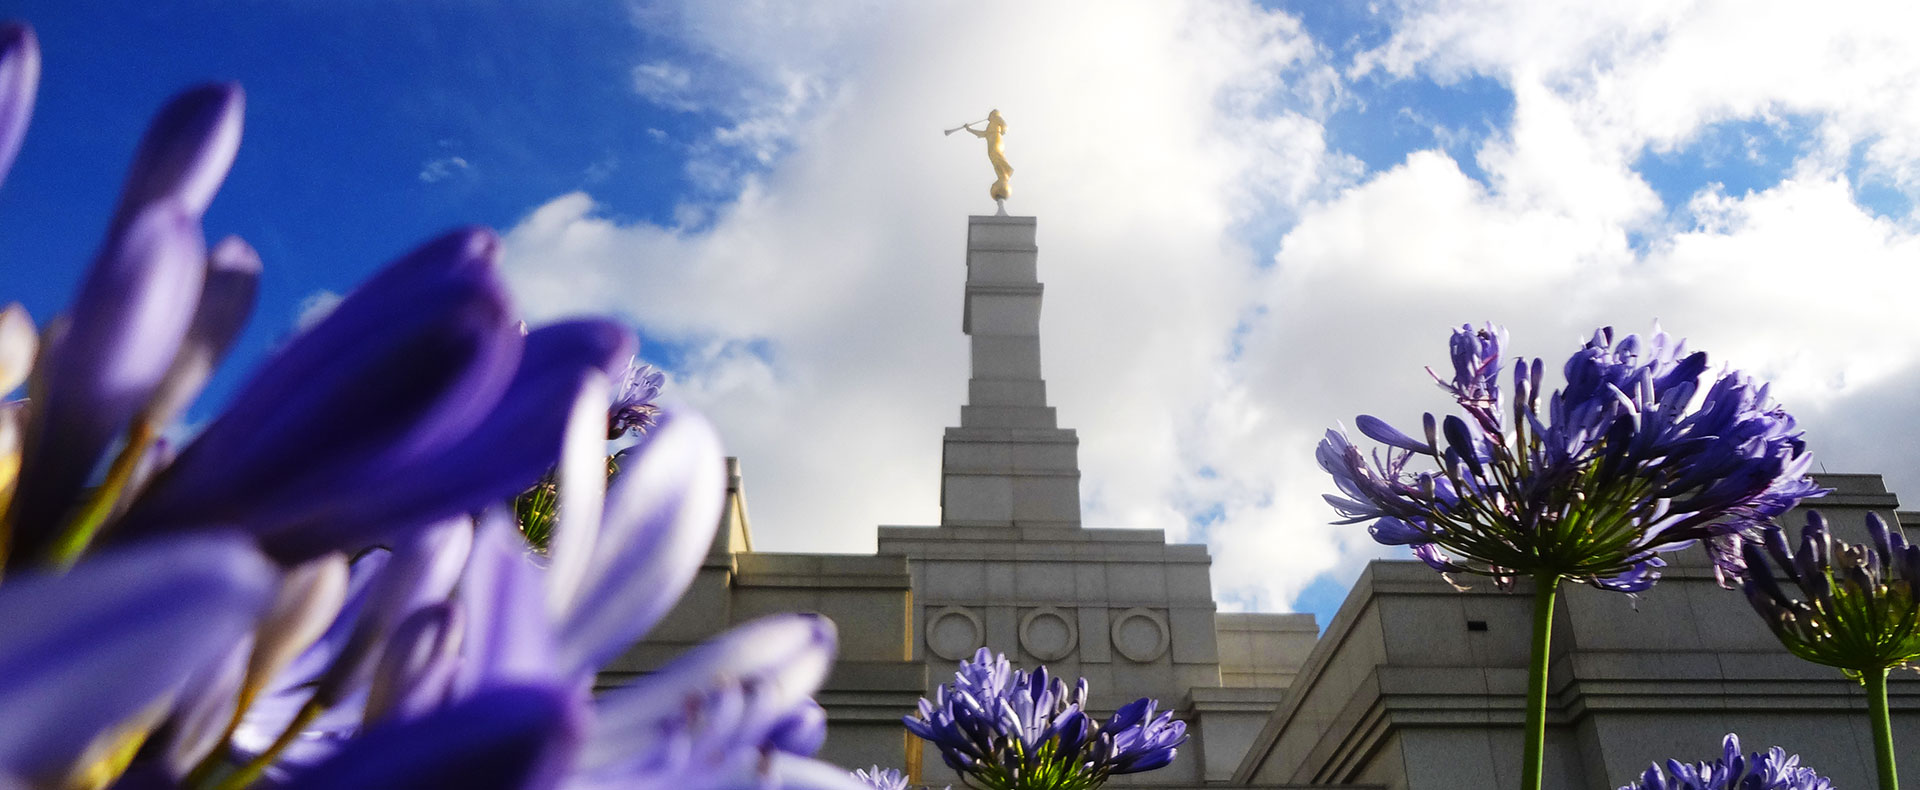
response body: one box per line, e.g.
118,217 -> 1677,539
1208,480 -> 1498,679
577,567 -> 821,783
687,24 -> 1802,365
926,607 -> 986,661
1110,607 -> 1169,663
1018,606 -> 1078,662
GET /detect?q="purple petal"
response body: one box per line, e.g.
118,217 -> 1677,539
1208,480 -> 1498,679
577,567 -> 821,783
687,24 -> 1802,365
143,236 -> 261,425
364,601 -> 465,724
109,83 -> 242,226
0,23 -> 38,189
229,686 -> 365,777
543,367 -> 612,618
584,614 -> 836,773
1591,556 -> 1664,593
312,516 -> 472,706
117,229 -> 521,562
1411,543 -> 1465,572
0,302 -> 33,395
452,510 -> 560,696
278,319 -> 632,565
1866,512 -> 1896,564
1367,516 -> 1429,546
247,554 -> 350,705
280,685 -> 581,790
767,701 -> 828,756
9,201 -> 206,563
556,408 -> 725,678
157,632 -> 252,775
1107,698 -> 1149,731
0,533 -> 275,780
269,549 -> 391,692
1355,415 -> 1433,454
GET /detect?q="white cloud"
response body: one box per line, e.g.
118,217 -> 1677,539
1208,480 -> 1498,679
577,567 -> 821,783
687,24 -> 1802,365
582,156 -> 620,183
501,0 -> 1920,619
418,155 -> 471,183
1362,0 -> 1920,199
294,289 -> 343,330
631,61 -> 699,112
1220,0 -> 1920,610
503,0 -> 1339,577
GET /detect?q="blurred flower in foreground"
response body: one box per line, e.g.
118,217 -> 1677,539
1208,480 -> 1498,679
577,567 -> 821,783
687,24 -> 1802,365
1619,734 -> 1831,790
1316,323 -> 1823,790
1741,511 -> 1916,789
906,649 -> 1185,790
0,20 -> 859,790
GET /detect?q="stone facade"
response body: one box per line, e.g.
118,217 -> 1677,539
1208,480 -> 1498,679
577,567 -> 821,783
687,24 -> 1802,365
615,211 -> 1918,790
615,214 -> 1321,786
1234,475 -> 1920,790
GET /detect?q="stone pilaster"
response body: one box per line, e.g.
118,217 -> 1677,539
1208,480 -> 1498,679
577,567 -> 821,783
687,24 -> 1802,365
941,215 -> 1082,530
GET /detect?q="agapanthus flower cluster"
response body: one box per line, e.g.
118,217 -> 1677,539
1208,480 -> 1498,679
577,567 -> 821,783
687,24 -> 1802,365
1620,734 -> 1832,790
905,649 -> 1186,790
1318,323 -> 1824,591
1741,511 -> 1920,678
609,357 -> 666,439
0,22 -> 860,790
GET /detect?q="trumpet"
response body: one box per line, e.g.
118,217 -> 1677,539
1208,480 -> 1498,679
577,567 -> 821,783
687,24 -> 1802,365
942,117 -> 988,136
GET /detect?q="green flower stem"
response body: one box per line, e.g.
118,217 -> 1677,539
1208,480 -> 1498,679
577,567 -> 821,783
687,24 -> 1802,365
1865,668 -> 1899,790
1523,573 -> 1561,790
49,419 -> 157,568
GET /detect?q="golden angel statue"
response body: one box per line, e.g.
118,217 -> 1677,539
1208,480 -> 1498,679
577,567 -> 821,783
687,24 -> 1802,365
946,109 -> 1013,208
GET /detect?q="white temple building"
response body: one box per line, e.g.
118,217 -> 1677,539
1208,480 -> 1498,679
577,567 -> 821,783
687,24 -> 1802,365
606,213 -> 1917,790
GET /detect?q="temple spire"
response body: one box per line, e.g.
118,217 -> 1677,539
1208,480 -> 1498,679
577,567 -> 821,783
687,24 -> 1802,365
939,214 -> 1082,531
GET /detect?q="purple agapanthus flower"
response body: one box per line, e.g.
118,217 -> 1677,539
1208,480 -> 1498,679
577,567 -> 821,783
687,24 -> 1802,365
905,649 -> 1186,790
1620,734 -> 1831,790
1738,511 -> 1914,789
608,357 -> 666,439
1741,511 -> 1920,677
853,766 -> 911,790
0,22 -> 861,790
1318,323 -> 1824,592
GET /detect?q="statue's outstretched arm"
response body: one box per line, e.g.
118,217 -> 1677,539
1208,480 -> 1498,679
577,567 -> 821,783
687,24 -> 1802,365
963,125 -> 988,139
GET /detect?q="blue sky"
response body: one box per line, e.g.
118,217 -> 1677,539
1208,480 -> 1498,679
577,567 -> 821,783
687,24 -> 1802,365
8,0 -> 1920,629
